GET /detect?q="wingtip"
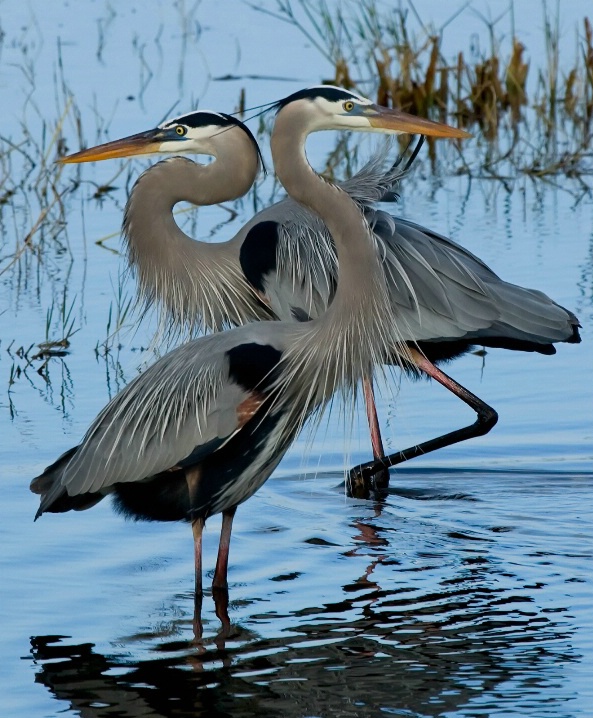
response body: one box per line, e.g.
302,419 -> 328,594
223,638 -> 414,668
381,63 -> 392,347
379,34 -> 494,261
570,322 -> 582,344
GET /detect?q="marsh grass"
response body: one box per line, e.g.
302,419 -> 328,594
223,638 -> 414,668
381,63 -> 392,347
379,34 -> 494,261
97,272 -> 134,356
261,0 -> 593,186
0,3 -> 217,408
37,293 -> 80,356
0,33 -> 116,400
2,0 -> 592,402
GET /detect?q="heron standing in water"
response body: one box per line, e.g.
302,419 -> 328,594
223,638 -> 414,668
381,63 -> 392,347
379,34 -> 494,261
32,89 -> 469,619
60,88 -> 581,494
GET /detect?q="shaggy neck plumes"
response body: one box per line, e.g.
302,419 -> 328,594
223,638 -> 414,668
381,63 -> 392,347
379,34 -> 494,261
270,103 -> 404,417
122,128 -> 265,340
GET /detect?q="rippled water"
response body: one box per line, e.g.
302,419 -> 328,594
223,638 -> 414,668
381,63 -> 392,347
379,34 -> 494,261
14,470 -> 592,717
1,2 -> 592,717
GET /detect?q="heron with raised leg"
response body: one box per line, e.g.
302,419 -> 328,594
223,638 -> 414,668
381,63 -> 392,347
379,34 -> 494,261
59,104 -> 409,487
32,89 -> 468,628
61,87 -> 581,496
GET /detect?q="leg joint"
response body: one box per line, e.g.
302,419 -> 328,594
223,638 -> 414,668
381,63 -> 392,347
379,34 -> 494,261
477,405 -> 498,435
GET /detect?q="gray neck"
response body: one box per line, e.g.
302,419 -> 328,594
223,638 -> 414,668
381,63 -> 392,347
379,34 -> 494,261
270,105 -> 399,413
123,127 -> 264,338
271,120 -> 381,298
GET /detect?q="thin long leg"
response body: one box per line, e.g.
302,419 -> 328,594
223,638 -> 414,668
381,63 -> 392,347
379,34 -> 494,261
212,507 -> 236,636
192,518 -> 205,594
364,377 -> 387,461
213,588 -> 231,639
213,506 -> 236,591
192,517 -> 205,639
349,348 -> 498,486
349,377 -> 391,499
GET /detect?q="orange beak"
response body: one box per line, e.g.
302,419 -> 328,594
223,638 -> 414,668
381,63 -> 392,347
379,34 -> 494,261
367,105 -> 470,139
59,129 -> 162,163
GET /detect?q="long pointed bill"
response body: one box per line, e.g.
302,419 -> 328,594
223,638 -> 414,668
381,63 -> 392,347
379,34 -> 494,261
59,129 -> 162,164
368,106 -> 471,139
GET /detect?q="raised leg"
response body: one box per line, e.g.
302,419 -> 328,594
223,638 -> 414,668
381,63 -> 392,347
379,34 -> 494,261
364,378 -> 387,464
213,507 -> 236,591
349,347 -> 498,486
349,377 -> 391,499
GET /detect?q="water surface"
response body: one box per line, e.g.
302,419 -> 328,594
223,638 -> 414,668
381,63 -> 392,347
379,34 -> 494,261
17,470 -> 593,717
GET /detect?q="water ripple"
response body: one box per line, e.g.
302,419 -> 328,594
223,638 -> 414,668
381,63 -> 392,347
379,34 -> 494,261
23,471 -> 591,717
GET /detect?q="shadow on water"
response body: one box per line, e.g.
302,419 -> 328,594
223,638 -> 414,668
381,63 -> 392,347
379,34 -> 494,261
27,470 -> 586,717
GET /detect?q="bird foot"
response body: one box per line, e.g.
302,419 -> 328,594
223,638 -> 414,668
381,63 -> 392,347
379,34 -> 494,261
212,585 -> 231,638
346,463 -> 390,500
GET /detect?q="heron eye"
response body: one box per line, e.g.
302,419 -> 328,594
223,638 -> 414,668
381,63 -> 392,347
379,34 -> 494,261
175,126 -> 187,136
343,101 -> 355,112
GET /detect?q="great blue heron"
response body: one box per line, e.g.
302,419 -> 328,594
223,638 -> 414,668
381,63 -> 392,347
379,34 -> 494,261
59,105 -> 408,484
61,87 -> 581,493
32,88 -> 468,605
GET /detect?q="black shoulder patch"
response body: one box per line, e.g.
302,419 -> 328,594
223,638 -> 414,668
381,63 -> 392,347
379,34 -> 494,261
226,342 -> 282,392
240,221 -> 280,293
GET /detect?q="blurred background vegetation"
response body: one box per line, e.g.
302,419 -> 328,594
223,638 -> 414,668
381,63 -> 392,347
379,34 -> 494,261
251,0 -> 593,185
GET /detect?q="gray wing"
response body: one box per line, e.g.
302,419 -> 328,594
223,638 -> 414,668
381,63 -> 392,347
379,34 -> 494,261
238,141 -> 577,346
382,217 -> 579,344
34,327 -> 281,514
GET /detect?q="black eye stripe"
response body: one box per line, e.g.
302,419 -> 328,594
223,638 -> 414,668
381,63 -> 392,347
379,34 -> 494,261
164,111 -> 244,130
274,86 -> 363,110
159,112 -> 264,168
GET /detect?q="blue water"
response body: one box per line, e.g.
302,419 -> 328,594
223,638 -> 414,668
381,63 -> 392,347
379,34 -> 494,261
1,2 -> 592,716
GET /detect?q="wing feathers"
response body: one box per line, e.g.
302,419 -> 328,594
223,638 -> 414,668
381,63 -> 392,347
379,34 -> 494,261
33,332 -> 285,517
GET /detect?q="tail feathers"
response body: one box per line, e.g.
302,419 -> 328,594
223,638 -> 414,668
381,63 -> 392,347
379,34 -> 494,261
474,299 -> 581,349
30,446 -> 78,495
31,446 -> 105,520
566,319 -> 582,344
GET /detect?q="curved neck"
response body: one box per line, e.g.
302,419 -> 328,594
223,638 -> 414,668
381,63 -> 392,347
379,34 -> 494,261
123,129 -> 264,337
271,121 -> 380,293
271,105 -> 398,409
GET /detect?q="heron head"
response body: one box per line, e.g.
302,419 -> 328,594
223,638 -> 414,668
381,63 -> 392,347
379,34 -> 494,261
274,85 -> 471,139
59,111 -> 263,165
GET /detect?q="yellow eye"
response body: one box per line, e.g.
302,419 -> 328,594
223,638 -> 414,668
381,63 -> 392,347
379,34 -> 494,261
343,101 -> 355,112
175,125 -> 187,136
